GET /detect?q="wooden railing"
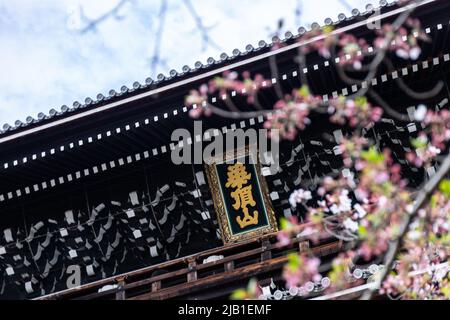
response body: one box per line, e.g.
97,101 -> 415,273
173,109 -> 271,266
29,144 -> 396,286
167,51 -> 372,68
36,229 -> 343,300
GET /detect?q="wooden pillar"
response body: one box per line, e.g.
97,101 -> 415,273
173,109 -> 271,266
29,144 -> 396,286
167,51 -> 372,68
151,281 -> 161,292
187,258 -> 197,282
261,240 -> 272,261
224,261 -> 234,272
299,240 -> 310,252
115,276 -> 127,300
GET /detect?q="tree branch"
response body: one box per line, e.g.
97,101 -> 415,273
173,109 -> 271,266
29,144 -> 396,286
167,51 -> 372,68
360,151 -> 450,299
79,0 -> 131,34
150,0 -> 169,76
182,0 -> 220,51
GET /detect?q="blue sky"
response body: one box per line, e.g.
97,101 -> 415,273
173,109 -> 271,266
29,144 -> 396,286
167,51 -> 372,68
0,0 -> 372,126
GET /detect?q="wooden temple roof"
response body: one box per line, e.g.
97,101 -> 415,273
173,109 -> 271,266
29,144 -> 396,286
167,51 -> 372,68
0,0 -> 449,300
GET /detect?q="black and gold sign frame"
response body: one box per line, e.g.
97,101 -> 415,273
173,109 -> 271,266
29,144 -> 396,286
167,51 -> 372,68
205,147 -> 278,244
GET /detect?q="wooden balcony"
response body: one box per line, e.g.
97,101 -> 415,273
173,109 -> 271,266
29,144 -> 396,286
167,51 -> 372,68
36,229 -> 343,300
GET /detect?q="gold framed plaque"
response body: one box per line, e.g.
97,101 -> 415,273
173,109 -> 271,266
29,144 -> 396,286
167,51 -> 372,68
204,147 -> 278,244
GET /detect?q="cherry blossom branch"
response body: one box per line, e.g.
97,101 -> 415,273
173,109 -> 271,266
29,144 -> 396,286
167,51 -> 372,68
78,0 -> 131,34
360,151 -> 450,300
332,1 -> 420,100
221,1 -> 449,301
150,0 -> 169,76
269,55 -> 287,100
205,103 -> 271,119
252,93 -> 264,110
383,57 -> 445,100
323,221 -> 358,242
74,0 -> 219,74
367,89 -> 411,121
338,0 -> 353,11
269,22 -> 293,100
182,0 -> 221,51
294,0 -> 303,27
313,262 -> 449,300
